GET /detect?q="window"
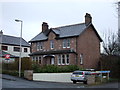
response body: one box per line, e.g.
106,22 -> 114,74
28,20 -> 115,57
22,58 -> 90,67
36,57 -> 38,64
50,40 -> 54,49
32,57 -> 35,63
66,54 -> 69,65
37,42 -> 43,51
2,46 -> 8,51
58,55 -> 61,65
24,48 -> 27,52
14,47 -> 20,52
63,39 -> 70,48
63,39 -> 66,48
62,55 -> 65,64
67,39 -> 70,48
80,54 -> 83,64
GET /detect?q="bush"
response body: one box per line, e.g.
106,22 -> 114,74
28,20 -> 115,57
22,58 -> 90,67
32,65 -> 80,73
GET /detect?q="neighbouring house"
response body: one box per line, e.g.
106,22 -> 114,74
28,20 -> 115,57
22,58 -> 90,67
29,13 -> 102,69
0,31 -> 30,63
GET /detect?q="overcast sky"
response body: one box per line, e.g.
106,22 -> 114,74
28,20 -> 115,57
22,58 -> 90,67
0,0 -> 119,42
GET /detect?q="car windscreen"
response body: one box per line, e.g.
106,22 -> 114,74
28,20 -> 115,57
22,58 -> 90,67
73,72 -> 83,75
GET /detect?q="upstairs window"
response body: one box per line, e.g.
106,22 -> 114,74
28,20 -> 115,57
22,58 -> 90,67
37,42 -> 43,51
63,39 -> 70,48
24,48 -> 28,52
14,47 -> 20,52
50,40 -> 54,49
63,39 -> 66,48
67,39 -> 70,48
2,46 -> 8,51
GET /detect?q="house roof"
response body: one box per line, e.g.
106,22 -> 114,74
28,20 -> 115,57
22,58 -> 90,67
29,23 -> 102,42
0,35 -> 30,47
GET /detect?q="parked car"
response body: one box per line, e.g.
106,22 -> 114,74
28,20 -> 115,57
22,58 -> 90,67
71,70 -> 91,84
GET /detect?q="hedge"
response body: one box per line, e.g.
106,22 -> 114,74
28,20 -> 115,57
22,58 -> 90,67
32,64 -> 80,73
98,55 -> 120,79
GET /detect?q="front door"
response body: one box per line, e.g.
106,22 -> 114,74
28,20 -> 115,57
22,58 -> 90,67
50,57 -> 54,65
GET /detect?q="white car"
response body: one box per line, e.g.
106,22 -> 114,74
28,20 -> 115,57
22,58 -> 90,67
71,71 -> 91,84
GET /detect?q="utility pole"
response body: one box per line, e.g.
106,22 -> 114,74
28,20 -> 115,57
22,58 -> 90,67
118,2 -> 120,37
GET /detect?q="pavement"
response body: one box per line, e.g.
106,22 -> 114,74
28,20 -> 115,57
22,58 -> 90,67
1,74 -> 120,88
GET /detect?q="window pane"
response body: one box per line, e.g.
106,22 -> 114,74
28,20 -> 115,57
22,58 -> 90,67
24,48 -> 27,52
50,40 -> 54,49
2,46 -> 8,51
40,42 -> 43,50
14,47 -> 20,52
67,39 -> 70,48
66,54 -> 69,64
63,39 -> 66,48
58,55 -> 61,65
37,42 -> 40,51
62,55 -> 65,64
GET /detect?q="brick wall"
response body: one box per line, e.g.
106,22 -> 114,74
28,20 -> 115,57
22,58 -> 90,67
77,26 -> 101,69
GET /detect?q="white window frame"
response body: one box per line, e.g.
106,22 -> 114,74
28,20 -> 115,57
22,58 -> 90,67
63,39 -> 66,48
67,39 -> 70,48
80,54 -> 83,65
50,40 -> 54,49
37,42 -> 43,51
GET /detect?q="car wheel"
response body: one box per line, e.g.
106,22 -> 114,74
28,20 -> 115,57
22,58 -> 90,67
73,81 -> 76,84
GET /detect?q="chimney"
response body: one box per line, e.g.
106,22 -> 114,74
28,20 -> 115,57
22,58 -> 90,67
42,22 -> 49,32
0,30 -> 3,35
85,13 -> 92,26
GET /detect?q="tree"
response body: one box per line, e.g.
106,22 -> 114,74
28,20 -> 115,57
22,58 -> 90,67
102,32 -> 120,56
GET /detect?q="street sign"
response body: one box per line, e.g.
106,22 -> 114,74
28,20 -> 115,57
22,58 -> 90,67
5,54 -> 10,59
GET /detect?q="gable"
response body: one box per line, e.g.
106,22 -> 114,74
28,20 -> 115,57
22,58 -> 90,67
79,24 -> 102,42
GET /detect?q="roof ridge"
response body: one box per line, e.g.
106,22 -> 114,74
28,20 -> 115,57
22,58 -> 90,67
53,22 -> 85,29
3,34 -> 21,39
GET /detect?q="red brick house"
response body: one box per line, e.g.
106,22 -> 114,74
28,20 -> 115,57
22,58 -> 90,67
29,13 -> 102,69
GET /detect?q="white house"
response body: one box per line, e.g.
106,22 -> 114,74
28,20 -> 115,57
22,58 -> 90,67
0,31 -> 30,63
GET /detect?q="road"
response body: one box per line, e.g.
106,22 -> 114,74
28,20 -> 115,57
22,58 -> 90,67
1,74 -> 119,89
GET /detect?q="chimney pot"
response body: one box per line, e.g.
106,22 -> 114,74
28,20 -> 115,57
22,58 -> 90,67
42,22 -> 49,32
85,13 -> 92,26
0,30 -> 3,35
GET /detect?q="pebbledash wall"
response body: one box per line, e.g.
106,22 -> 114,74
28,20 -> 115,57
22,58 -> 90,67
33,73 -> 72,83
2,45 -> 30,57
